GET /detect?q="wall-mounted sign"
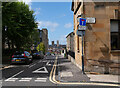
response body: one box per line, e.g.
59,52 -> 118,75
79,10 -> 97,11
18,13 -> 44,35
86,17 -> 96,23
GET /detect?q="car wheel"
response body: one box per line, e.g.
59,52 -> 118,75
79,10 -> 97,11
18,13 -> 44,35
30,59 -> 33,63
25,60 -> 29,65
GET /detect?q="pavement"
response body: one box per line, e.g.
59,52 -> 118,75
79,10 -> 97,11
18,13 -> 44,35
56,58 -> 90,82
1,56 -> 11,70
55,56 -> 120,84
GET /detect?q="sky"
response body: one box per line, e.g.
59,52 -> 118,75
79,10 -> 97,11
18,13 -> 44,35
19,0 -> 74,45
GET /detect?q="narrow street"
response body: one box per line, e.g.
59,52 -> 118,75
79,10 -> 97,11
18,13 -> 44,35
1,1 -> 120,88
2,55 -> 56,86
1,55 -> 119,88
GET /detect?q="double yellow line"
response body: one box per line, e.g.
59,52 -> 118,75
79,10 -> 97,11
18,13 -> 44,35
49,56 -> 120,87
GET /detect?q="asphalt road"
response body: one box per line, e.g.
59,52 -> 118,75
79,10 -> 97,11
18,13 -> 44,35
1,55 -> 119,88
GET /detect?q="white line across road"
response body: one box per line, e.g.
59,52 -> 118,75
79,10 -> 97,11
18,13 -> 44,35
5,78 -> 18,82
4,78 -> 47,82
19,78 -> 32,82
35,78 -> 47,82
4,70 -> 24,82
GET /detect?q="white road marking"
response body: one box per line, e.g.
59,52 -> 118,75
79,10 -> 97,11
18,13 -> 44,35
19,80 -> 31,82
4,70 -> 24,82
42,60 -> 48,62
51,60 -> 54,62
32,67 -> 48,73
20,78 -> 32,80
38,60 -> 42,63
10,65 -> 29,67
19,78 -> 32,82
5,78 -> 18,82
36,78 -> 47,80
0,80 -> 2,88
46,61 -> 51,66
35,80 -> 46,82
35,78 -> 47,82
4,78 -> 48,82
29,64 -> 36,68
11,70 -> 24,78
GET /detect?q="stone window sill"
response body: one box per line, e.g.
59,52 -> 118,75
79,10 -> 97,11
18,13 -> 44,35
110,50 -> 120,53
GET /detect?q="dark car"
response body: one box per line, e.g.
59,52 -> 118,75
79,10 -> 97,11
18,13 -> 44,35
11,51 -> 32,64
46,52 -> 51,56
32,51 -> 44,59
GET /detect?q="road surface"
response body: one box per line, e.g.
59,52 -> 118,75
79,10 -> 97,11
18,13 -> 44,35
1,55 -> 119,88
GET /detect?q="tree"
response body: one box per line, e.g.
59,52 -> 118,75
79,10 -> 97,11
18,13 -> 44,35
36,42 -> 45,54
2,2 -> 38,50
23,29 -> 40,51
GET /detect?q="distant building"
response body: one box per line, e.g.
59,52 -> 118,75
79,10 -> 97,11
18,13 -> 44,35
41,28 -> 48,53
57,40 -> 59,47
48,41 -> 66,55
66,32 -> 74,52
52,41 -> 54,46
66,32 -> 75,60
37,28 -> 48,53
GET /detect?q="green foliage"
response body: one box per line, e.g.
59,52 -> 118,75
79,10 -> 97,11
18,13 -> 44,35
23,29 -> 40,51
36,42 -> 45,54
2,2 -> 38,49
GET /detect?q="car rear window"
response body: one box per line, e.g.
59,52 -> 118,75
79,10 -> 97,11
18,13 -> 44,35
14,52 -> 24,55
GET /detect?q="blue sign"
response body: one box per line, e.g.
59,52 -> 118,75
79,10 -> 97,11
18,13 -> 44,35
79,18 -> 86,26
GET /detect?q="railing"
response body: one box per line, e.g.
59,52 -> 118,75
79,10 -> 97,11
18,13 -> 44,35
67,50 -> 75,59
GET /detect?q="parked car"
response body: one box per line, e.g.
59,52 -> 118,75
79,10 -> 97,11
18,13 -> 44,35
46,52 -> 51,56
11,51 -> 32,64
32,51 -> 44,59
51,53 -> 55,56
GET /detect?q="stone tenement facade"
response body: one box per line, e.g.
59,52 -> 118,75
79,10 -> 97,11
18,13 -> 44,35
66,32 -> 75,60
39,28 -> 48,53
71,0 -> 120,74
66,32 -> 75,52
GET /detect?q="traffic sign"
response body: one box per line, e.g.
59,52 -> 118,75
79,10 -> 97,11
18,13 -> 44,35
78,26 -> 87,31
79,18 -> 86,26
76,30 -> 85,36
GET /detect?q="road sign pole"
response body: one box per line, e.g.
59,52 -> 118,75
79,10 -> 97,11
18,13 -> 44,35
78,17 -> 86,74
81,31 -> 85,74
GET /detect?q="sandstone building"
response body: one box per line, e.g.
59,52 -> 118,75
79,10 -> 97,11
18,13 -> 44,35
71,0 -> 120,74
66,32 -> 75,60
39,28 -> 48,53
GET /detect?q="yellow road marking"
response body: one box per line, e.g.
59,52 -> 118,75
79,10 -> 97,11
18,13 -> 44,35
0,65 -> 11,70
49,56 -> 120,87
